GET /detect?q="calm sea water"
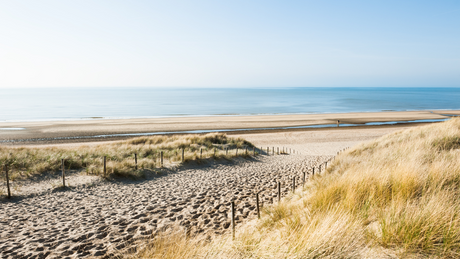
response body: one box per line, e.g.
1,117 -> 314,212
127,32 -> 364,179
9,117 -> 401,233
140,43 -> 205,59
1,87 -> 460,122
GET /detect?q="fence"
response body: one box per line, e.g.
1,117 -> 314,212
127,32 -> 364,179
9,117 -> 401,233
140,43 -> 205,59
1,146 -> 350,239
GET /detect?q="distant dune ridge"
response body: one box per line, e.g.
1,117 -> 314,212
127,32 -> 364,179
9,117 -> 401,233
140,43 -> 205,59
130,118 -> 460,258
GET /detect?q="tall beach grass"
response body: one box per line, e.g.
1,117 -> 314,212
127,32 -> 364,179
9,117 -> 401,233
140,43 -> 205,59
127,118 -> 460,258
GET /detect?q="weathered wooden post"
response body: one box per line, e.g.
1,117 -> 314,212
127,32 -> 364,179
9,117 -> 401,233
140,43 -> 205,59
256,192 -> 260,219
245,147 -> 248,155
272,147 -> 275,155
200,148 -> 202,159
303,172 -> 306,186
160,151 -> 164,167
61,159 -> 65,187
182,148 -> 185,162
278,182 -> 281,203
312,167 -> 315,176
103,156 -> 107,177
134,153 -> 138,170
231,201 -> 236,239
277,147 -> 279,155
267,147 -> 269,155
292,177 -> 295,193
337,120 -> 340,127
325,161 -> 328,169
4,165 -> 11,199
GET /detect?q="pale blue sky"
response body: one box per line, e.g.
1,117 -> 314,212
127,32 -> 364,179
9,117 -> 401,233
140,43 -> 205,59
0,0 -> 459,88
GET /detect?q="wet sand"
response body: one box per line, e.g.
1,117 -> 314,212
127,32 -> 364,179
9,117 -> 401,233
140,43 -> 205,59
1,110 -> 458,145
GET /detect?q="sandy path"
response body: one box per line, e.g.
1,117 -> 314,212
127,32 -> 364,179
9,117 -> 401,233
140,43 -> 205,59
0,125 -> 408,258
0,154 -> 330,258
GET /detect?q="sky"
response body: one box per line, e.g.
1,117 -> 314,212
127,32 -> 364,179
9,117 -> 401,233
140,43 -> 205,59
0,0 -> 459,88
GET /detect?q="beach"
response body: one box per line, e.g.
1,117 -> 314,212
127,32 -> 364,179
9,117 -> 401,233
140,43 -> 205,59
1,110 -> 458,146
0,111 -> 459,258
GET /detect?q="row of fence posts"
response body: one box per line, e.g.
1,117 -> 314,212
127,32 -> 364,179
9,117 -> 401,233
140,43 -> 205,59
228,146 -> 350,239
2,145 -> 298,199
2,146 -> 349,204
231,161 -> 320,239
229,160 -> 328,239
261,146 -> 296,156
2,145 -> 351,241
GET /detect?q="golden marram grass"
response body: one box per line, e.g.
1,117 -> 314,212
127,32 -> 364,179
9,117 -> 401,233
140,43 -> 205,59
126,118 -> 460,258
0,133 -> 253,180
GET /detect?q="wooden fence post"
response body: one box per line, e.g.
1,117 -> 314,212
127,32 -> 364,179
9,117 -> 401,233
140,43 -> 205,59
312,167 -> 315,176
231,201 -> 236,239
4,165 -> 11,199
182,148 -> 185,162
61,159 -> 65,187
103,156 -> 107,177
256,192 -> 260,219
303,172 -> 306,186
200,148 -> 202,159
267,147 -> 269,155
245,147 -> 248,155
292,177 -> 295,193
134,153 -> 138,170
161,151 -> 164,167
337,120 -> 340,127
278,182 -> 281,203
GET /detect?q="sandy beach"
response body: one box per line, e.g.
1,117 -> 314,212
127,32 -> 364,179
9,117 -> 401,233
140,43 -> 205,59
1,110 -> 458,145
0,111 -> 457,258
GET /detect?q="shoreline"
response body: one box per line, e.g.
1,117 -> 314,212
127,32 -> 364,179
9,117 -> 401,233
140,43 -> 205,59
1,109 -> 460,124
1,110 -> 459,146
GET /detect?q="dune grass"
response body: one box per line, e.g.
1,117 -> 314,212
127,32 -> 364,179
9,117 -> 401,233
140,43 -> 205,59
0,133 -> 253,181
126,118 -> 460,258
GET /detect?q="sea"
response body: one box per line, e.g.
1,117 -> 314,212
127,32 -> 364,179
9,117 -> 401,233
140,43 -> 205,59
1,87 -> 460,122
